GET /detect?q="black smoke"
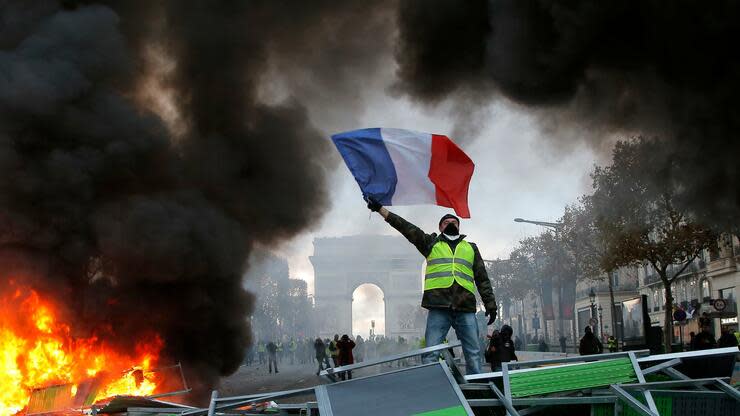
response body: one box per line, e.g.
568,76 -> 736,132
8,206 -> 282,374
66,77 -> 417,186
0,0 -> 394,399
395,0 -> 740,230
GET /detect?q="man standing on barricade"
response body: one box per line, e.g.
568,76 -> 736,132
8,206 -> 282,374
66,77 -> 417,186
367,200 -> 497,375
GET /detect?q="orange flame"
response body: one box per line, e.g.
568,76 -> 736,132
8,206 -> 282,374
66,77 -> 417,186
0,282 -> 164,415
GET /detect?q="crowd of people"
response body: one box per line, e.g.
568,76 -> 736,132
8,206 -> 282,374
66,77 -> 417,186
246,322 -> 739,377
245,334 -> 426,376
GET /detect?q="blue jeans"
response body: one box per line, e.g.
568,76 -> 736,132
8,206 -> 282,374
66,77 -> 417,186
423,308 -> 481,375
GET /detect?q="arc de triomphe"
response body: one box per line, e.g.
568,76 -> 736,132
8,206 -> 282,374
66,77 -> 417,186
311,235 -> 425,340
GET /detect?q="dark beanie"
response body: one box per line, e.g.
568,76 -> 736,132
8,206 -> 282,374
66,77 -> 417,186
439,214 -> 460,227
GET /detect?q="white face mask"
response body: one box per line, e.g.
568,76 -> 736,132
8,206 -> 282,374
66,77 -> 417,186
443,233 -> 460,240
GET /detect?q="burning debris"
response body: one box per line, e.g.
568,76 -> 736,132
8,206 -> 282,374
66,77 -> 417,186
0,281 -> 162,414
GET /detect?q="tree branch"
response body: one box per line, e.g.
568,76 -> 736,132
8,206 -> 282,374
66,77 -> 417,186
668,253 -> 699,283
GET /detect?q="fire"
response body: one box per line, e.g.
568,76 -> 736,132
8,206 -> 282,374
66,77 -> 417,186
0,282 -> 164,415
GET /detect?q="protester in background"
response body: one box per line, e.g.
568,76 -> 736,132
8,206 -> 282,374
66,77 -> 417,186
479,333 -> 488,364
607,335 -> 618,353
395,336 -> 404,366
693,325 -> 717,350
699,312 -> 712,329
276,339 -> 284,364
329,334 -> 340,367
486,325 -> 517,371
354,335 -> 365,363
688,332 -> 696,350
297,338 -> 306,365
366,337 -> 377,360
514,335 -> 523,351
314,338 -> 330,375
559,334 -> 567,353
309,338 -> 316,364
289,337 -> 297,365
538,336 -> 549,352
578,327 -> 603,355
337,334 -> 356,380
718,328 -> 738,348
266,341 -> 279,374
324,338 -> 332,362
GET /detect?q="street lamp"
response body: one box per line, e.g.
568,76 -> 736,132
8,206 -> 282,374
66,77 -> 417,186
588,288 -> 597,337
532,301 -> 540,340
514,217 -> 569,344
514,218 -> 563,230
597,305 -> 604,341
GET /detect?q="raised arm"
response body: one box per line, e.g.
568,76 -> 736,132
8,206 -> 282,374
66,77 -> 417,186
377,206 -> 390,219
367,199 -> 435,257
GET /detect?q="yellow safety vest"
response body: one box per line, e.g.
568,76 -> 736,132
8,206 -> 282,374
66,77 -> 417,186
330,340 -> 339,357
424,240 -> 476,294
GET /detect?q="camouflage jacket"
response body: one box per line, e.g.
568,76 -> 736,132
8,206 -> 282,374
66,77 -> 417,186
386,212 -> 497,313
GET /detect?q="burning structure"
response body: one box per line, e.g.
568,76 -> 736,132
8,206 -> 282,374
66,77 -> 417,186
0,283 -> 160,414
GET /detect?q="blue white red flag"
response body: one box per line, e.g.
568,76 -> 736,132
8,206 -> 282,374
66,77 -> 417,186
331,128 -> 475,218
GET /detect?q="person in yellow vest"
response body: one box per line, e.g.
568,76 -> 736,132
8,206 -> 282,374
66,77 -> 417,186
289,338 -> 298,365
329,334 -> 341,367
368,201 -> 497,375
607,335 -> 618,352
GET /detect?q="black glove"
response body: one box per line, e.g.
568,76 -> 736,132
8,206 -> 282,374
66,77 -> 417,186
366,197 -> 382,212
485,308 -> 497,326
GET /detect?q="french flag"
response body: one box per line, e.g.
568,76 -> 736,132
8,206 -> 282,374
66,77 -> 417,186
331,128 -> 475,218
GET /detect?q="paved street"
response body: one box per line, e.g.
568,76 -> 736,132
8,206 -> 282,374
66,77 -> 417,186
218,360 -> 328,402
218,357 -> 421,402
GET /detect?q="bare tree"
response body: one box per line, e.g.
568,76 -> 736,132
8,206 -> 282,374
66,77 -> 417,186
591,138 -> 715,352
561,197 -> 621,341
487,252 -> 537,336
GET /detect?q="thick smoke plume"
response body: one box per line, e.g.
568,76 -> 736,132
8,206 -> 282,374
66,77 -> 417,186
0,0 -> 392,397
395,0 -> 740,229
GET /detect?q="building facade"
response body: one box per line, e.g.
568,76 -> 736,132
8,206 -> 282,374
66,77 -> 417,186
636,234 -> 739,343
575,267 -> 640,344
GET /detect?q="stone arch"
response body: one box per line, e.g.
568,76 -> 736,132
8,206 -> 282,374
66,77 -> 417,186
311,235 -> 425,340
